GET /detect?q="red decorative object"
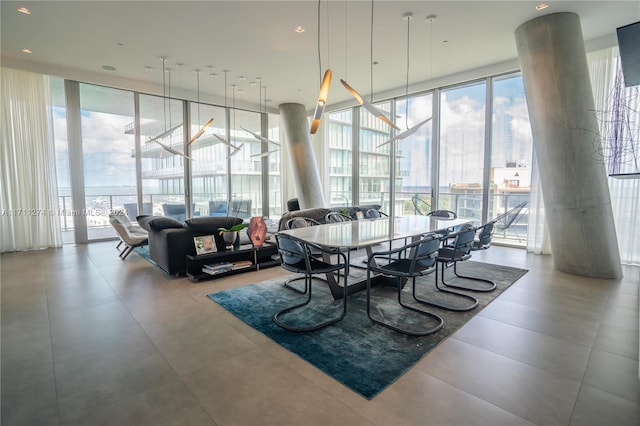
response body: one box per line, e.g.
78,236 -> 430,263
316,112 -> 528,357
248,216 -> 267,247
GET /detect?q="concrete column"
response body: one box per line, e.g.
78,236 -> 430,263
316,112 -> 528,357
515,12 -> 622,279
279,103 -> 325,209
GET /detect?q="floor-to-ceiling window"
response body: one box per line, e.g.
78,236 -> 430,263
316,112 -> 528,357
49,78 -> 281,244
138,93 -> 186,220
230,109 -> 262,218
360,101 -> 393,212
325,72 -> 533,246
490,73 -> 533,245
78,84 -> 136,240
394,92 -> 433,215
189,102 -> 228,217
328,109 -> 353,207
439,81 -> 487,220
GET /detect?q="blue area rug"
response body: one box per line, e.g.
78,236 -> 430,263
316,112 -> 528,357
133,245 -> 151,262
208,261 -> 527,399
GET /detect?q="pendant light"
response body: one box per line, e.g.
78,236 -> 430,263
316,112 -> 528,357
243,77 -> 280,149
151,57 -> 192,160
310,0 -> 332,134
377,12 -> 432,148
212,70 -> 242,157
187,69 -> 214,145
249,84 -> 280,157
341,0 -> 400,131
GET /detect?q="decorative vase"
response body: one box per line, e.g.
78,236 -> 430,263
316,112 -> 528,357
248,216 -> 267,247
222,231 -> 238,249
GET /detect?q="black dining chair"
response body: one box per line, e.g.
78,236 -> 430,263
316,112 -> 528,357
365,233 -> 444,336
325,211 -> 351,223
364,209 -> 388,219
282,216 -> 324,293
411,226 -> 479,312
438,221 -> 497,292
273,233 -> 348,332
285,216 -> 321,229
427,209 -> 457,219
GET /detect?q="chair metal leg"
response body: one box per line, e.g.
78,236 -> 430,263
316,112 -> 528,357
367,273 -> 444,336
441,261 -> 497,292
411,263 -> 479,312
283,273 -> 330,294
116,240 -> 123,250
274,268 -> 348,332
120,245 -> 134,260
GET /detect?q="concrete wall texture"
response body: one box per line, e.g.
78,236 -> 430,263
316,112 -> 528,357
515,12 -> 622,278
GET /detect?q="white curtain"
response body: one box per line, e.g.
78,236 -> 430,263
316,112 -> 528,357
1,67 -> 61,252
526,145 -> 551,254
588,47 -> 640,265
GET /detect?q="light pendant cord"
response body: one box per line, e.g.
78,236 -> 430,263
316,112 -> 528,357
196,70 -> 201,124
168,69 -> 172,132
370,0 -> 374,103
405,15 -> 410,130
162,57 -> 167,132
224,70 -> 228,108
317,0 -> 322,84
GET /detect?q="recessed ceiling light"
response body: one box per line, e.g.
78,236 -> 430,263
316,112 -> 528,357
102,65 -> 117,71
294,26 -> 305,33
144,66 -> 153,71
536,3 -> 549,11
21,48 -> 32,54
17,6 -> 31,15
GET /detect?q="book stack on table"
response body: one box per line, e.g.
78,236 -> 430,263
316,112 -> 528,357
202,260 -> 253,275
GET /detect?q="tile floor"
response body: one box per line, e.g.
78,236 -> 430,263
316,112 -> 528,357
1,242 -> 638,425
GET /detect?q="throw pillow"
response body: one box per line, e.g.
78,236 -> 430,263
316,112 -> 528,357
147,216 -> 185,230
136,215 -> 153,231
184,216 -> 243,233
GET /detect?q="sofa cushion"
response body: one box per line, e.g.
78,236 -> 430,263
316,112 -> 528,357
136,215 -> 154,232
184,216 -> 243,233
147,216 -> 185,230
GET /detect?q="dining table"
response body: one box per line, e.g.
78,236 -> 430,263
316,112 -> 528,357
278,215 -> 472,299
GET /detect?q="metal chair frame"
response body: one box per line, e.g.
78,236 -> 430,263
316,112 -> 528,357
493,201 -> 528,242
325,211 -> 351,223
427,210 -> 458,219
273,233 -> 348,332
365,234 -> 444,336
411,228 -> 479,311
411,194 -> 431,215
439,221 -> 498,292
282,217 -> 325,293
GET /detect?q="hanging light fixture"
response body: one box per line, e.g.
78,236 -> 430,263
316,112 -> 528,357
150,57 -> 191,160
187,69 -> 214,145
212,70 -> 243,157
341,0 -> 400,131
243,77 -> 280,149
310,0 -> 332,134
377,12 -> 432,148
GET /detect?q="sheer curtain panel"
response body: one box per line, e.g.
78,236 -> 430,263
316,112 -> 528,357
1,68 -> 61,252
588,48 -> 640,265
526,146 -> 551,255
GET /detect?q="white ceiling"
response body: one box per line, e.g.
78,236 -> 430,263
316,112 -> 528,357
2,1 -> 639,113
